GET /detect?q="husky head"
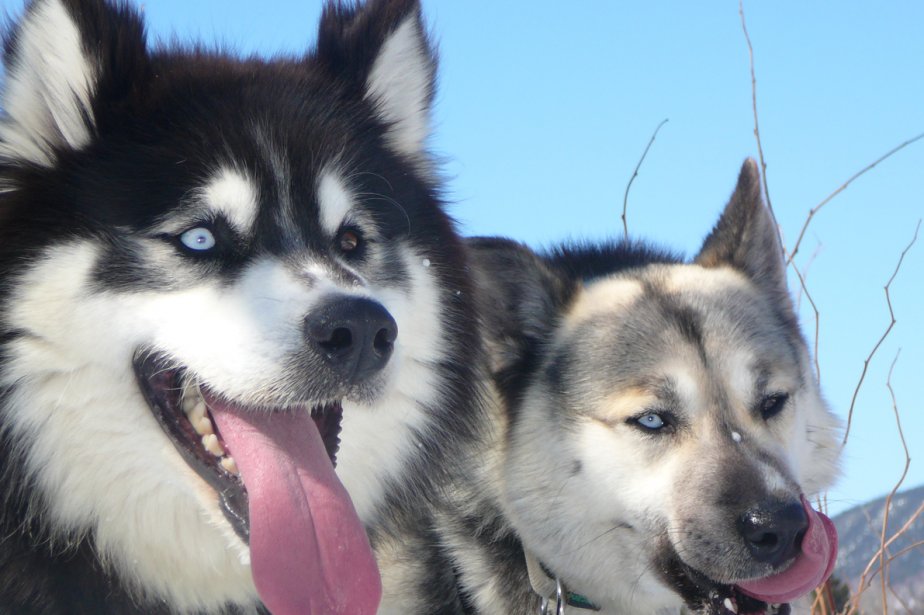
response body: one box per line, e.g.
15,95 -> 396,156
473,160 -> 842,614
0,0 -> 476,612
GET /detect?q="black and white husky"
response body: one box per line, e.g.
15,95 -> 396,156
379,161 -> 841,614
0,0 -> 485,613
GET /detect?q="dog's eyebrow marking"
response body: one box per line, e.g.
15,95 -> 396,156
200,168 -> 259,233
317,169 -> 354,235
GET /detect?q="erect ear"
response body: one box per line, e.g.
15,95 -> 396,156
0,0 -> 148,167
695,159 -> 790,300
467,237 -> 574,384
316,0 -> 435,164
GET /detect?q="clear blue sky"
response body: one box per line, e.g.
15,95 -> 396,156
4,1 -> 922,517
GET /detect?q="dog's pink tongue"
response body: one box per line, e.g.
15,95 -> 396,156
738,496 -> 838,604
209,405 -> 381,615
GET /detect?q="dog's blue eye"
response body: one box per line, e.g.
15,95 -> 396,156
637,413 -> 665,430
179,227 -> 216,251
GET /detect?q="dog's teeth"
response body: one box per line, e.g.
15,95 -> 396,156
220,456 -> 240,476
203,434 -> 224,457
723,597 -> 738,614
188,400 -> 206,423
194,416 -> 214,436
181,380 -> 202,411
181,394 -> 197,413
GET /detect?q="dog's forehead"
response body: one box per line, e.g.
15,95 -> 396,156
193,168 -> 260,233
556,264 -> 801,400
101,61 -> 362,221
115,89 -> 394,248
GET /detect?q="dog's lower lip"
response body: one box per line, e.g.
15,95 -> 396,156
659,551 -> 783,615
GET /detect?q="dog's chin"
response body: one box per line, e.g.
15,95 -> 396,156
658,552 -> 790,615
132,351 -> 345,542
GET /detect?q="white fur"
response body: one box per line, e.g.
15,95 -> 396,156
197,168 -> 260,234
336,248 -> 445,520
365,16 -> 432,160
0,0 -> 96,166
0,1 -> 451,611
564,277 -> 643,325
2,226 -> 444,609
3,242 -> 259,612
503,388 -> 682,614
317,169 -> 354,235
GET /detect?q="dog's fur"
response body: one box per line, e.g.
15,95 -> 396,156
376,161 -> 842,614
0,0 -> 488,613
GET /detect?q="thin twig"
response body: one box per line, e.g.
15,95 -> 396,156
848,500 -> 924,614
843,220 -> 921,445
739,0 -> 784,251
792,263 -> 822,382
794,241 -> 822,313
883,539 -> 924,568
788,131 -> 924,265
621,118 -> 668,239
739,0 -> 826,386
877,351 -> 909,615
810,585 -> 829,615
887,583 -> 914,615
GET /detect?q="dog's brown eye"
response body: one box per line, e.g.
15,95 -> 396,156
759,393 -> 789,420
337,229 -> 361,253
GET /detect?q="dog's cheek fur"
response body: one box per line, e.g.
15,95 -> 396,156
336,246 -> 448,521
501,379 -> 685,614
789,353 -> 843,495
1,241 -> 260,610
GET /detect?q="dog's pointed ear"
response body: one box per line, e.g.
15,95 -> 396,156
467,237 -> 574,388
695,159 -> 790,300
0,0 -> 148,167
316,0 -> 435,163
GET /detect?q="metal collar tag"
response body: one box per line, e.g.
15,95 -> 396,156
524,549 -> 601,613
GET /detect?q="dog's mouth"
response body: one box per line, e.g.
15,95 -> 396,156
659,557 -> 788,615
659,497 -> 838,615
133,355 -> 343,539
133,351 -> 382,613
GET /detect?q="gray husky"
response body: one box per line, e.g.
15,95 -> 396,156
377,160 -> 841,615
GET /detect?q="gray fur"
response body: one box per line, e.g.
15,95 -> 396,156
376,160 -> 842,615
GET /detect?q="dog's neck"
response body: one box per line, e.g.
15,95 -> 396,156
523,549 -> 601,612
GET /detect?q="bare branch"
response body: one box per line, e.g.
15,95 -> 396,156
739,0 -> 786,253
883,539 -> 924,568
739,0 -> 826,386
877,351 -> 910,615
621,118 -> 668,240
843,220 -> 921,445
792,264 -> 822,382
848,500 -> 924,614
794,241 -> 823,313
788,131 -> 924,265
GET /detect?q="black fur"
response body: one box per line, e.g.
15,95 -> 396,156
0,0 -> 486,612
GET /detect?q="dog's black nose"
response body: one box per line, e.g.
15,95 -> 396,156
737,500 -> 808,566
305,296 -> 397,382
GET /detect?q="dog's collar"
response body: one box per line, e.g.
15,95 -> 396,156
524,549 -> 601,613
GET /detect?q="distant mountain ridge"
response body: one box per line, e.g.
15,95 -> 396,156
830,483 -> 924,611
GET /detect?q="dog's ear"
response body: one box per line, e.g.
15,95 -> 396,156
467,237 -> 574,389
0,0 -> 148,167
695,159 -> 790,302
316,0 -> 435,164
